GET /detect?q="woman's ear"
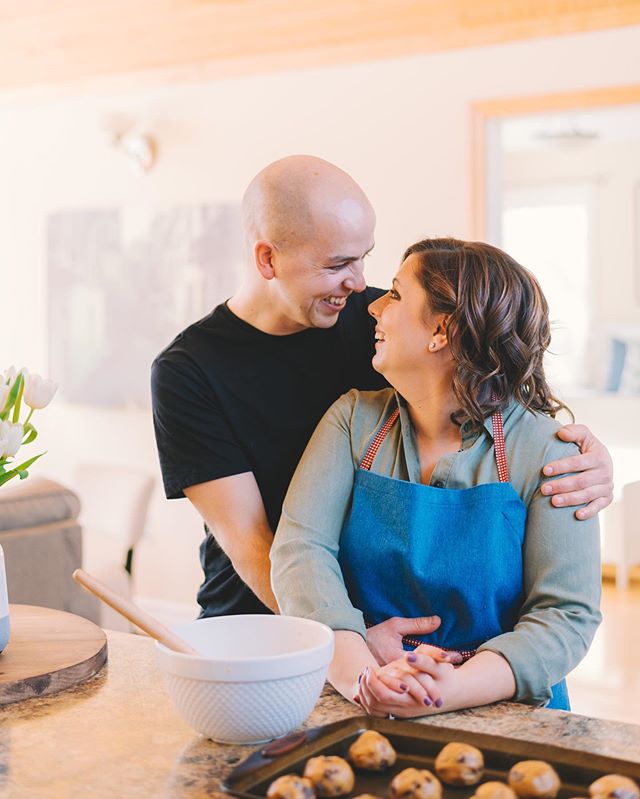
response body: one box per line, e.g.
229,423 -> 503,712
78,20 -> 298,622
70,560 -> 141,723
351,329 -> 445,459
428,315 -> 449,352
254,240 -> 277,280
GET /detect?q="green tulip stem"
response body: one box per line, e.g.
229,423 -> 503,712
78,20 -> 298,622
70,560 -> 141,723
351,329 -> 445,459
12,374 -> 24,424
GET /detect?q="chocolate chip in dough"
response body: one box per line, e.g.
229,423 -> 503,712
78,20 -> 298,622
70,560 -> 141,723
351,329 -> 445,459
590,775 -> 640,799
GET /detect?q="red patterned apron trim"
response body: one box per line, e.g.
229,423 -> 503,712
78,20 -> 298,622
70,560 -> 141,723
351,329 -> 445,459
491,406 -> 509,483
401,637 -> 477,661
359,408 -> 400,471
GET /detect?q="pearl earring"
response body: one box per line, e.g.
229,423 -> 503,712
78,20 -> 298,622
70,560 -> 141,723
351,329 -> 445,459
429,342 -> 437,351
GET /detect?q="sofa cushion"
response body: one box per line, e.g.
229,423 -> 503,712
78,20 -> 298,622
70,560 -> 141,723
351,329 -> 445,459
0,477 -> 80,532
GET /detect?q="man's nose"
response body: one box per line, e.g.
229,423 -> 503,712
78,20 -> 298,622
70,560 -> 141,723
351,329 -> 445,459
344,262 -> 366,293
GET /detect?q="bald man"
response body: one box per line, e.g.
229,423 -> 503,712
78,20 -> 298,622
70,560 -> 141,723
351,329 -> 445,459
152,155 -> 612,662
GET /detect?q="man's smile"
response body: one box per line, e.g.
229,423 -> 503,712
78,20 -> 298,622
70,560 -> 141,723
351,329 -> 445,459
322,295 -> 349,309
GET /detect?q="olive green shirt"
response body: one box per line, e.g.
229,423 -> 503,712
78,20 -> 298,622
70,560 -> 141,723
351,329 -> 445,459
271,388 -> 602,706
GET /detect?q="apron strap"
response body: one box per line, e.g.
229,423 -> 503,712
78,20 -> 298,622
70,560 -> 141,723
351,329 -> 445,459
491,409 -> 509,483
359,402 -> 510,483
360,408 -> 400,471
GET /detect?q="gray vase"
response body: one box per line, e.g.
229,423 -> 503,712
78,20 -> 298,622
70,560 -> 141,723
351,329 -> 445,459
0,545 -> 9,653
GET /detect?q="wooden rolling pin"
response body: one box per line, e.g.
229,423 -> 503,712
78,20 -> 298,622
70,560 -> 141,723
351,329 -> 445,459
73,568 -> 199,655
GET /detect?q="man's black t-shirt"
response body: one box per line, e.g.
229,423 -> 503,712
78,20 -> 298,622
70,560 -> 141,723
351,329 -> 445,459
151,286 -> 386,617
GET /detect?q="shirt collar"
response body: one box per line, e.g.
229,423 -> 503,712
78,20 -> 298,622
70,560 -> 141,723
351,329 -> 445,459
395,390 -> 522,447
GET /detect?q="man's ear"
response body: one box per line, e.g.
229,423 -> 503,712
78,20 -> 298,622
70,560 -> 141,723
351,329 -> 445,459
254,240 -> 277,280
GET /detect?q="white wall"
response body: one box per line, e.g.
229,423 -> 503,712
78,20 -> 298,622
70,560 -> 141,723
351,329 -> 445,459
2,25 -> 640,610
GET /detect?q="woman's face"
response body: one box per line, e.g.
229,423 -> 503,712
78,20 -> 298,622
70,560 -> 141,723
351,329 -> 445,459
368,254 -> 446,380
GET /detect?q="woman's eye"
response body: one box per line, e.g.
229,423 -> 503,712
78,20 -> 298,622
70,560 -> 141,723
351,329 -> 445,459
389,288 -> 400,300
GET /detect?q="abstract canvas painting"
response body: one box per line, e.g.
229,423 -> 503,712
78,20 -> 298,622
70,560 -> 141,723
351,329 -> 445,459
48,204 -> 242,407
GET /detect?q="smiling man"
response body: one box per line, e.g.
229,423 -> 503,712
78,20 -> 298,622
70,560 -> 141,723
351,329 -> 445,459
151,155 -> 613,663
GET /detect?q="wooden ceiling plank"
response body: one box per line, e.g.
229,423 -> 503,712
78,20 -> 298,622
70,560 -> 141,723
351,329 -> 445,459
1,0 -> 640,89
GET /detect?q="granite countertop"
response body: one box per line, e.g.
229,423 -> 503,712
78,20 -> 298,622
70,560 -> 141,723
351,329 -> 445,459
1,630 -> 639,798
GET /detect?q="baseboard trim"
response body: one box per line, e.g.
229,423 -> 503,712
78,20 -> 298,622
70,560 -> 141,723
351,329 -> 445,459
602,563 -> 640,585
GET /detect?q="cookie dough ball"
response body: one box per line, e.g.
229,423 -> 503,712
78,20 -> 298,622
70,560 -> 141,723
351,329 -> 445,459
348,730 -> 397,771
389,768 -> 442,799
267,775 -> 315,799
303,756 -> 355,797
508,761 -> 561,799
471,782 -> 518,799
435,742 -> 484,786
590,775 -> 640,799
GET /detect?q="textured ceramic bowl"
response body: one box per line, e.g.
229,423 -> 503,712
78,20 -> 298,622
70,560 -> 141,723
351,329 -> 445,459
156,614 -> 334,744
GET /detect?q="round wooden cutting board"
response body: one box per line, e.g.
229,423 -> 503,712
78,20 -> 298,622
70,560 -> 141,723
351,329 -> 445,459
0,604 -> 107,706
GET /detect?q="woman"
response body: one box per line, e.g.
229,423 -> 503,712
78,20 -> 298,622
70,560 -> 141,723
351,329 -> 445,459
270,238 -> 601,718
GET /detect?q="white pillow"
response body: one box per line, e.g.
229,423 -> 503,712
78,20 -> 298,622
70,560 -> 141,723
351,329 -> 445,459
619,341 -> 640,395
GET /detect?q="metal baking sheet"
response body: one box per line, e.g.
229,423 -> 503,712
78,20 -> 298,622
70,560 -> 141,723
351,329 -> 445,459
223,715 -> 640,799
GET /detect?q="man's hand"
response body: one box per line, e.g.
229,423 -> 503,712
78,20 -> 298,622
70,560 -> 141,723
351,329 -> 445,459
541,424 -> 614,521
366,615 -> 442,665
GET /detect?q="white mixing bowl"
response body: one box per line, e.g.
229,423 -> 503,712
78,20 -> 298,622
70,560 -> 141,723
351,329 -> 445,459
156,614 -> 334,744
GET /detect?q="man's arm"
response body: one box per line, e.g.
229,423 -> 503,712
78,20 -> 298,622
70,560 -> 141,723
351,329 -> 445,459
151,354 -> 278,609
543,424 -> 614,520
184,472 -> 279,613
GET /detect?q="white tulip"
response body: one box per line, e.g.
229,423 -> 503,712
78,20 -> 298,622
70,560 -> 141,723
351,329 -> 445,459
0,383 -> 10,414
23,373 -> 58,410
0,421 -> 23,458
1,366 -> 22,414
1,366 -> 27,409
2,366 -> 18,387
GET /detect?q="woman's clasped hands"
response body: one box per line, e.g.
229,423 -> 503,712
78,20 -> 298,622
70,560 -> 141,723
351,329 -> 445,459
354,644 -> 464,718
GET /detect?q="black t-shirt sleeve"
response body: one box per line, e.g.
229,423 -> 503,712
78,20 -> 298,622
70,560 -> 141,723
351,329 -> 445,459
151,352 -> 252,499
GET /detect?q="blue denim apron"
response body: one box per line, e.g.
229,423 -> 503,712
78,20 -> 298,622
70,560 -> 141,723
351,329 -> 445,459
338,406 -> 569,710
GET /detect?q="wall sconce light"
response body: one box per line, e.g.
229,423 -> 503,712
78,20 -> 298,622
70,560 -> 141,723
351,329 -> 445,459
102,115 -> 158,173
119,132 -> 157,173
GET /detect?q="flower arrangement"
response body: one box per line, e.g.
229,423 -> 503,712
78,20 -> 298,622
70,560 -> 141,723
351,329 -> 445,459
0,367 -> 58,488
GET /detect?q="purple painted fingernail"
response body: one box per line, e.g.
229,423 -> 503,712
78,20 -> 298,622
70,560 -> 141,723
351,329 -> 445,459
400,683 -> 408,691
423,697 -> 432,706
407,653 -> 417,663
358,673 -> 362,684
435,698 -> 443,708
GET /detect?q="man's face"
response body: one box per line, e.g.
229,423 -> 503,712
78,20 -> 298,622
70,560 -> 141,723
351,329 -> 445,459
270,199 -> 375,332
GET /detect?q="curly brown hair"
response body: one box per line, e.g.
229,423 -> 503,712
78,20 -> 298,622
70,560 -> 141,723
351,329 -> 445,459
403,237 -> 571,430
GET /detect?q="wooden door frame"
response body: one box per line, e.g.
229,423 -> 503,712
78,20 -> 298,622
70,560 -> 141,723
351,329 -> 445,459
471,85 -> 640,240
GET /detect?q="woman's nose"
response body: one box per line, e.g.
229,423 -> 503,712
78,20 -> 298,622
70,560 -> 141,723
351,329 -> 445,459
368,295 -> 384,318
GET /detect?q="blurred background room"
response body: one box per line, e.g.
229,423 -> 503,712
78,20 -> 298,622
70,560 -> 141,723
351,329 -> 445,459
0,0 -> 639,723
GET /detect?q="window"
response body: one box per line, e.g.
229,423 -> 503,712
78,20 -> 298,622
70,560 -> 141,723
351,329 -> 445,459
502,183 -> 595,392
